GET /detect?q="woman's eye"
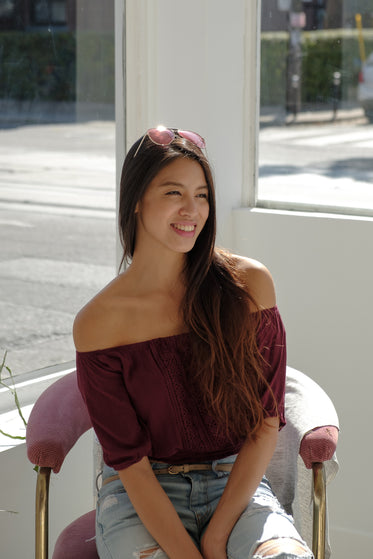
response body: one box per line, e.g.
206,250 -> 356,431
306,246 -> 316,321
165,190 -> 181,196
197,193 -> 208,199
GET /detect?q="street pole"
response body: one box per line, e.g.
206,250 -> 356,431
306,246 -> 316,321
286,6 -> 304,119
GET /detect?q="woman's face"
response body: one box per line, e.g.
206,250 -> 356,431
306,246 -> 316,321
135,158 -> 210,256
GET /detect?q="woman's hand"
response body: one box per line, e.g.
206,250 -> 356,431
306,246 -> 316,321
201,527 -> 228,559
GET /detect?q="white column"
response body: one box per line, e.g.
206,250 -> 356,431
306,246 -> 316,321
122,0 -> 252,249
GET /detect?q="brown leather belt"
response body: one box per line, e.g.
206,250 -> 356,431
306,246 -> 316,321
102,463 -> 234,486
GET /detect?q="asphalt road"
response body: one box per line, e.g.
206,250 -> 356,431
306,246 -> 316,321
259,115 -> 373,210
0,121 -> 117,378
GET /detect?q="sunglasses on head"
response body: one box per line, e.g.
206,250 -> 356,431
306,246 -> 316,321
133,126 -> 206,158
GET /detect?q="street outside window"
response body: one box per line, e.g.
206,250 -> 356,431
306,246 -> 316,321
258,0 -> 373,215
0,0 -> 116,377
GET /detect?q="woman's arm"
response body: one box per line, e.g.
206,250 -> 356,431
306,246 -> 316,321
201,416 -> 279,559
118,457 -> 203,559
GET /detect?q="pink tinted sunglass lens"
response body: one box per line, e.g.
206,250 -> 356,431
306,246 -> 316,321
178,130 -> 205,148
147,128 -> 175,145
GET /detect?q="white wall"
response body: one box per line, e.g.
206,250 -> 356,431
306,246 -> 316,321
125,1 -> 373,556
0,433 -> 94,558
233,209 -> 373,556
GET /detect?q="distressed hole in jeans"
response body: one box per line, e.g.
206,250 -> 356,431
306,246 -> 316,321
133,544 -> 163,559
100,495 -> 119,512
254,537 -> 311,558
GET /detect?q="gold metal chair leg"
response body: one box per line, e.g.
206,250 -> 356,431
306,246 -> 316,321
35,467 -> 51,559
312,462 -> 326,559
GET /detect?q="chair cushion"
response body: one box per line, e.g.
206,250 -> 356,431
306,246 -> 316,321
52,510 -> 98,559
299,425 -> 339,469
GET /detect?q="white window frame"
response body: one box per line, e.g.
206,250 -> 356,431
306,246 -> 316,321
245,0 -> 373,219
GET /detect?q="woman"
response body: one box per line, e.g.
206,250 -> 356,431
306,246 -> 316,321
74,127 -> 313,559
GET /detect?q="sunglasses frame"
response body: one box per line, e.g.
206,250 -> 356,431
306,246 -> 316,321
133,127 -> 205,158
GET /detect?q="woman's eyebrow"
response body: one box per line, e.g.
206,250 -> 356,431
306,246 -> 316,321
157,181 -> 208,190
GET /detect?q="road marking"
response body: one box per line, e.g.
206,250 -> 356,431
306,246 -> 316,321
0,201 -> 115,218
288,130 -> 373,147
355,140 -> 373,149
0,219 -> 33,228
0,258 -> 115,288
260,126 -> 373,148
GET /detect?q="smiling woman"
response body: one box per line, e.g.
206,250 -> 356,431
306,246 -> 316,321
134,158 -> 209,254
72,126 -> 313,559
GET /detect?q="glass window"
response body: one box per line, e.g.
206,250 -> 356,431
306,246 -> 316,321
51,1 -> 67,23
31,0 -> 67,26
0,0 -> 16,19
258,0 -> 373,215
0,0 -> 116,376
0,0 -> 17,30
32,1 -> 50,24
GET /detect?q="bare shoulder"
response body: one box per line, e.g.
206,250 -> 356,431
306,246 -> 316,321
73,296 -> 106,352
233,254 -> 276,310
73,274 -> 132,352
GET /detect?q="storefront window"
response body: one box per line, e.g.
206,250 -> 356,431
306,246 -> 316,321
258,0 -> 373,215
0,0 -> 116,376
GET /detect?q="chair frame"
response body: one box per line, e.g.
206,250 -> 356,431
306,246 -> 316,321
29,368 -> 337,559
312,462 -> 326,559
35,467 -> 51,559
34,462 -> 327,559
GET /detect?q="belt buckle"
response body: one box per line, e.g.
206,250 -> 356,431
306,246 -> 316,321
167,465 -> 180,475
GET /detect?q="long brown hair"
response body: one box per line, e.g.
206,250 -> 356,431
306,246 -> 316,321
119,132 -> 268,441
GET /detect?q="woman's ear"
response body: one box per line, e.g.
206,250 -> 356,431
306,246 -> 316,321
135,201 -> 140,214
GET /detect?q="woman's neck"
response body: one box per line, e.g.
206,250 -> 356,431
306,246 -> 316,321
126,248 -> 187,297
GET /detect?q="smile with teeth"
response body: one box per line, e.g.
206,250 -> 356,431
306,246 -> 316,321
172,223 -> 196,232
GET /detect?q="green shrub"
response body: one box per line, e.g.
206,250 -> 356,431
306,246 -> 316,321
0,31 -> 76,101
0,31 -> 115,104
260,30 -> 373,107
301,36 -> 342,103
260,34 -> 288,106
76,32 -> 115,104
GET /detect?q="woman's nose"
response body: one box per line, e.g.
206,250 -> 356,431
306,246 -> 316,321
179,196 -> 197,216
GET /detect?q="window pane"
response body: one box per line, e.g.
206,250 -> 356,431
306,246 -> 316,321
0,0 -> 16,19
51,2 -> 67,24
32,0 -> 50,24
259,0 -> 373,214
0,0 -> 115,376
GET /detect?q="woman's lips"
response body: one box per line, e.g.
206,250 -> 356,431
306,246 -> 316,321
171,223 -> 197,237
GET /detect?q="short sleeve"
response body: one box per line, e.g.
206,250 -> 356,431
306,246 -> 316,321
76,350 -> 152,470
256,306 -> 287,429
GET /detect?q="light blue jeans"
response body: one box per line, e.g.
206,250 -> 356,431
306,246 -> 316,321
96,456 -> 313,559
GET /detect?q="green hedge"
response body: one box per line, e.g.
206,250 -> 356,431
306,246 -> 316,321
301,36 -> 342,103
76,32 -> 115,104
1,30 -> 372,107
260,34 -> 288,107
261,31 -> 373,107
0,32 -> 76,101
0,31 -> 115,104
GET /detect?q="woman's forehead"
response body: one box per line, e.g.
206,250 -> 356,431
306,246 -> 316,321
152,158 -> 207,186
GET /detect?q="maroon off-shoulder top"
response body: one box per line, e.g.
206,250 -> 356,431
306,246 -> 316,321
76,306 -> 286,471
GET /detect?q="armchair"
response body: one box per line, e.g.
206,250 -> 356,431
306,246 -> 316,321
26,367 -> 338,559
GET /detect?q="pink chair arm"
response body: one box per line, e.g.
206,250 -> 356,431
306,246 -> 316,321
299,425 -> 339,469
26,371 -> 92,473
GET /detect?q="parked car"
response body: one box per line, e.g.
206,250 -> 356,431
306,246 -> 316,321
358,52 -> 373,122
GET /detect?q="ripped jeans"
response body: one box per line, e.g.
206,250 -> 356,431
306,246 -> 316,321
96,456 -> 313,559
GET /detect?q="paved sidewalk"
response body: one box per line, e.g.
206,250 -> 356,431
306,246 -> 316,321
260,104 -> 366,127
